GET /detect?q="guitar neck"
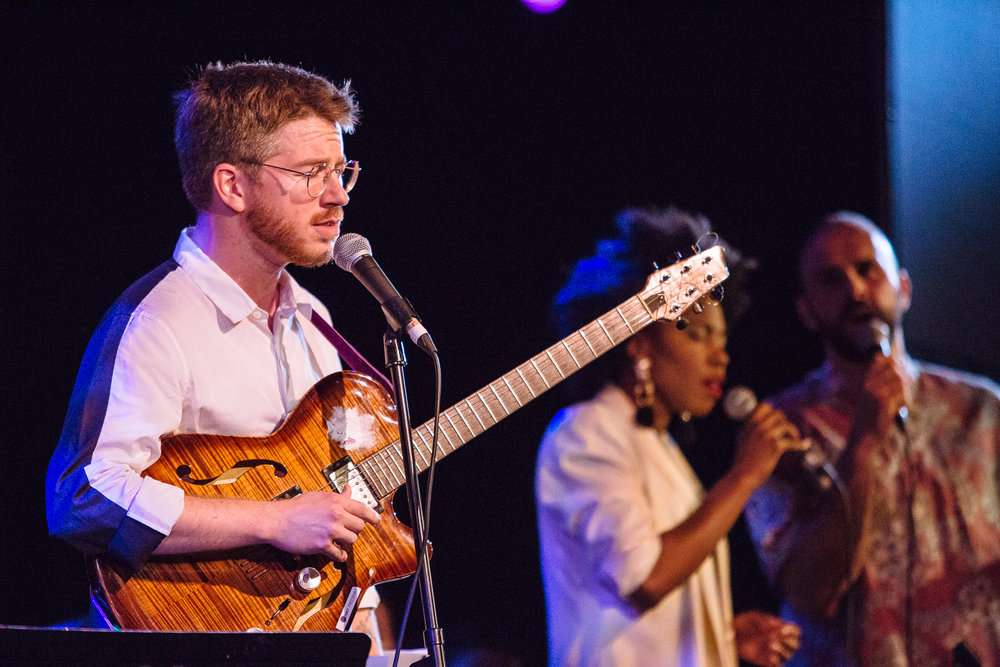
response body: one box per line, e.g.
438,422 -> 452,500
357,244 -> 727,499
359,294 -> 654,498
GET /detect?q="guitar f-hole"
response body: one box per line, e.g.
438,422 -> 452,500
175,459 -> 288,486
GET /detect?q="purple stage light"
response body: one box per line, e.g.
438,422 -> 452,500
522,0 -> 567,15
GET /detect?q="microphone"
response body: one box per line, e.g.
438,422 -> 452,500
870,320 -> 892,358
867,320 -> 908,426
723,385 -> 833,490
722,385 -> 758,422
333,233 -> 437,355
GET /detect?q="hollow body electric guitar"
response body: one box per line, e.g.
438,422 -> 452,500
92,246 -> 728,632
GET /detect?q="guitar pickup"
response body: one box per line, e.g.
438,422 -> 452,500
322,457 -> 381,513
271,485 -> 302,501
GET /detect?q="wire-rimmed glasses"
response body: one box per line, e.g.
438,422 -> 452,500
249,160 -> 360,197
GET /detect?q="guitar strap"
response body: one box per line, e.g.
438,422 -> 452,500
309,310 -> 395,397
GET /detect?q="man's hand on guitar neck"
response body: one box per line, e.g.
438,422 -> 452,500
153,485 -> 381,561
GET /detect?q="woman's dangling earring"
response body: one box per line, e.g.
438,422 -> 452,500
679,411 -> 692,423
633,357 -> 655,427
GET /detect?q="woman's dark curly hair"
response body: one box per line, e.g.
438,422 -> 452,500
551,206 -> 753,404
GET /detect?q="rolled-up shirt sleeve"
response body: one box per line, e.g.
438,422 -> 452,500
47,300 -> 188,572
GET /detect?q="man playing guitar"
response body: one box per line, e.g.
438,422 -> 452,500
46,60 -> 383,645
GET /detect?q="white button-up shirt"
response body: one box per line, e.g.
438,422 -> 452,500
536,385 -> 736,666
47,227 -> 344,569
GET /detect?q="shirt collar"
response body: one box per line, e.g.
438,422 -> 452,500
173,227 -> 315,325
275,270 -> 316,321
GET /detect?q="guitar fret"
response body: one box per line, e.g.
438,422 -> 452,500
592,322 -> 617,354
411,429 -> 431,468
357,459 -> 381,498
561,340 -> 581,369
424,425 -> 442,456
445,410 -> 471,444
631,306 -> 653,330
361,452 -> 382,497
429,421 -> 456,454
442,411 -> 463,444
378,449 -> 403,492
615,306 -> 635,333
437,419 -> 457,448
476,391 -> 498,423
501,376 -> 523,407
463,399 -> 486,432
382,454 -> 402,495
596,318 -> 614,344
387,451 -> 406,488
530,359 -> 551,388
451,406 -> 470,437
423,426 -> 444,462
515,368 -> 537,398
488,384 -> 511,415
383,462 -> 400,496
418,426 -> 443,459
545,350 -> 566,378
622,311 -> 636,333
454,406 -> 475,437
578,329 -> 597,358
370,451 -> 396,497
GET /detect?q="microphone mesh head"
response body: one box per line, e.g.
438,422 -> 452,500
870,320 -> 891,357
853,319 -> 891,357
333,233 -> 372,272
723,385 -> 758,421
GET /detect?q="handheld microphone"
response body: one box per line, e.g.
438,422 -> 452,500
867,321 -> 908,426
333,233 -> 437,355
722,385 -> 758,422
870,320 -> 892,358
723,385 -> 832,490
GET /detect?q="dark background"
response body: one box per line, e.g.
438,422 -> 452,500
2,2 -> 996,664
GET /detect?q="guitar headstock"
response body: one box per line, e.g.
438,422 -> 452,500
638,245 -> 729,322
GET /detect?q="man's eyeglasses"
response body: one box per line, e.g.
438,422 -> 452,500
248,160 -> 360,198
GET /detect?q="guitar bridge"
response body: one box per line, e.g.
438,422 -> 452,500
323,457 -> 381,513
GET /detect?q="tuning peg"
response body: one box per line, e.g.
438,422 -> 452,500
674,251 -> 683,262
691,302 -> 704,314
675,317 -> 689,330
709,285 -> 725,302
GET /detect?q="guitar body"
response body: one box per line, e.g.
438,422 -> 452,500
92,371 -> 419,632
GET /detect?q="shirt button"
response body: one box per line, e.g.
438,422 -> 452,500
253,311 -> 264,320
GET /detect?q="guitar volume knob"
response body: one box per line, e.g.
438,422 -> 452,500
296,567 -> 322,592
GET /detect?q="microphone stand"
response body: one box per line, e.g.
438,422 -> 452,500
383,331 -> 446,666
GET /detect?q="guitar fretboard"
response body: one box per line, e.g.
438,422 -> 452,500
359,296 -> 653,498
355,245 -> 726,499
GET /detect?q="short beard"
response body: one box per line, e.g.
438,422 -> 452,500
246,198 -> 334,268
824,317 -> 894,363
826,329 -> 876,363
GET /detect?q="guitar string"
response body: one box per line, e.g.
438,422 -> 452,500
345,257 -> 712,503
